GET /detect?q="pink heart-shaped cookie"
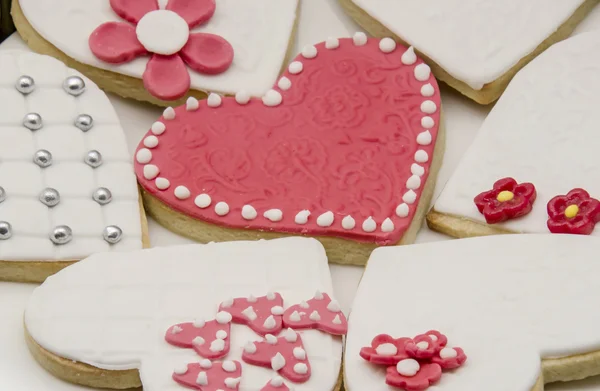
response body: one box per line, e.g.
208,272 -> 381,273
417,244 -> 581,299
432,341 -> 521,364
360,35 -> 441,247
134,36 -> 442,262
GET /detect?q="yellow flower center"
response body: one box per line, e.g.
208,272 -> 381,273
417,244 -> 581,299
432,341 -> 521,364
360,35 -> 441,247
565,205 -> 579,219
496,191 -> 514,203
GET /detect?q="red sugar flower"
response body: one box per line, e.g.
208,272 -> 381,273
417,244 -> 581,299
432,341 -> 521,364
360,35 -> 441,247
89,0 -> 234,100
547,189 -> 600,235
474,177 -> 536,224
405,332 -> 446,360
386,360 -> 442,391
360,334 -> 411,365
431,347 -> 467,369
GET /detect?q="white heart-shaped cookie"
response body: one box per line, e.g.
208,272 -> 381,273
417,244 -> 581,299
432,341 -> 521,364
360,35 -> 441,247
340,0 -> 597,103
346,234 -> 600,391
13,0 -> 299,105
0,51 -> 147,282
25,237 -> 342,391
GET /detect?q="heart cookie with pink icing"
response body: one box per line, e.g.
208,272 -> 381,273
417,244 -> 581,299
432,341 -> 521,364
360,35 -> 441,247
133,34 -> 444,265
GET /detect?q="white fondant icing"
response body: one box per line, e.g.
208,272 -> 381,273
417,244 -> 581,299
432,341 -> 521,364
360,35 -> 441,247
293,347 -> 306,360
302,45 -> 318,59
143,136 -> 159,148
271,306 -> 284,315
271,353 -> 286,371
263,315 -> 277,329
396,203 -> 410,218
346,234 -> 600,391
192,336 -> 205,346
406,175 -> 421,190
317,211 -> 334,227
362,217 -> 376,233
221,297 -> 234,308
401,47 -> 416,65
216,311 -> 232,324
143,165 -> 160,180
342,215 -> 356,230
375,343 -> 398,356
262,89 -> 283,107
209,338 -> 225,352
136,148 -> 152,164
194,319 -> 206,328
411,163 -> 425,177
416,341 -> 429,350
434,32 -> 600,236
266,334 -> 278,345
381,218 -> 394,233
222,360 -> 237,373
403,190 -> 417,204
416,131 -> 432,146
289,311 -> 301,322
350,0 -> 586,89
235,91 -> 251,105
294,363 -> 309,374
215,202 -> 230,216
327,300 -> 341,312
171,325 -> 183,334
420,83 -> 435,97
163,107 -> 175,120
440,347 -> 458,359
196,371 -> 208,385
414,150 -> 429,163
379,37 -> 396,53
194,194 -> 212,209
242,306 -> 258,321
200,359 -> 212,369
325,37 -> 340,49
264,209 -> 283,222
25,238 -> 342,391
396,359 -> 419,377
156,177 -> 170,190
174,186 -> 190,200
284,328 -> 298,343
278,77 -> 292,91
174,364 -> 189,375
414,63 -> 431,81
242,205 -> 258,220
271,376 -> 284,387
309,311 -> 321,321
136,10 -> 189,55
420,100 -> 437,114
353,32 -> 368,46
216,330 -> 228,340
332,315 -> 342,325
151,121 -> 166,135
207,93 -> 222,108
186,97 -> 199,111
289,61 -> 304,74
244,342 -> 257,354
19,0 -> 300,96
421,116 -> 434,129
295,210 -> 311,225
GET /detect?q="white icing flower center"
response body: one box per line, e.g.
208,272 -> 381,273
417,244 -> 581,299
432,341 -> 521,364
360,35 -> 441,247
375,343 -> 398,356
136,10 -> 189,55
397,358 -> 420,377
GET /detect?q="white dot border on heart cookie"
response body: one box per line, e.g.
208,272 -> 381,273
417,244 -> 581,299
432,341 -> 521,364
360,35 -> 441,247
137,33 -> 439,235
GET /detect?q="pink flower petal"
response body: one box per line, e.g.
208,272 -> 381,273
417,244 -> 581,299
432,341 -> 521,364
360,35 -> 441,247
110,0 -> 159,24
143,54 -> 191,101
166,0 -> 216,27
180,33 -> 234,75
89,22 -> 147,64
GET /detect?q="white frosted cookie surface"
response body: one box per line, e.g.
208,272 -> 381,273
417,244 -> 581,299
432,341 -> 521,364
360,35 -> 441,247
18,0 -> 299,96
434,31 -> 600,234
351,0 -> 586,89
345,234 -> 600,391
25,237 -> 342,391
0,50 -> 142,260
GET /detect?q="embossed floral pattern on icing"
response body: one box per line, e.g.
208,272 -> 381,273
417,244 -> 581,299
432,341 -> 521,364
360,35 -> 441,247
89,0 -> 233,100
134,37 -> 441,244
547,189 -> 600,235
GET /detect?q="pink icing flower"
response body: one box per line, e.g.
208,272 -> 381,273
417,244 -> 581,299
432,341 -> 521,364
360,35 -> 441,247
386,360 -> 442,391
431,347 -> 467,369
359,334 -> 411,365
405,331 -> 447,360
89,0 -> 234,100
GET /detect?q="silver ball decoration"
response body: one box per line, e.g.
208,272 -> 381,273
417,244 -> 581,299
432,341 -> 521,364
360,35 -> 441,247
39,188 -> 60,207
15,75 -> 35,95
74,114 -> 94,132
33,149 -> 53,168
50,225 -> 73,245
23,113 -> 43,131
63,76 -> 86,96
0,221 -> 12,240
103,225 -> 123,244
0,186 -> 5,203
92,187 -> 112,205
84,150 -> 103,168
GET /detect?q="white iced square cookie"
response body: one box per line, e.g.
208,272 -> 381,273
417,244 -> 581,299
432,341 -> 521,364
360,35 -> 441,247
345,234 -> 600,391
12,0 -> 299,106
428,31 -> 600,238
24,237 -> 343,391
0,50 -> 147,282
339,0 -> 598,104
